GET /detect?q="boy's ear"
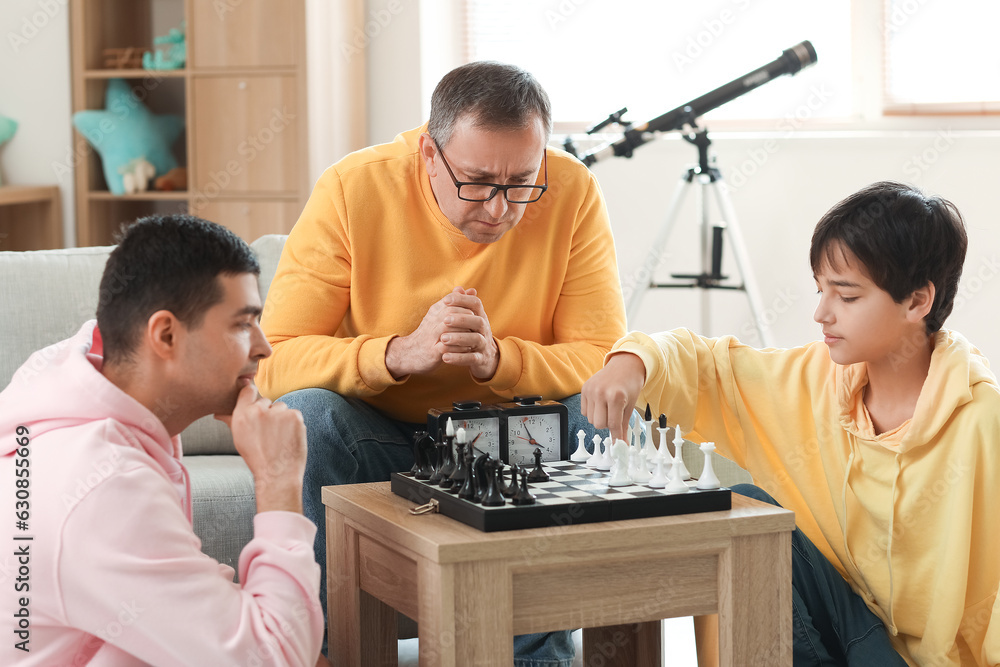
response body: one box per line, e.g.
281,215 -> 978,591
906,281 -> 936,323
146,310 -> 182,361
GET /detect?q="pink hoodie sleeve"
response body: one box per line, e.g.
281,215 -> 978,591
57,464 -> 323,666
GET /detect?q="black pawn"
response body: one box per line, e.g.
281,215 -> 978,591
526,447 -> 549,483
511,466 -> 536,505
502,465 -> 518,499
481,461 -> 506,507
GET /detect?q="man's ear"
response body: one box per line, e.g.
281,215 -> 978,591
907,281 -> 936,323
418,132 -> 438,177
146,310 -> 182,361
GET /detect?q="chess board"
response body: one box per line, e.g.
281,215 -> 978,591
390,460 -> 731,532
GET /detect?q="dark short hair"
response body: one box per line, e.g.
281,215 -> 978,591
427,61 -> 552,147
810,181 -> 967,334
97,214 -> 260,365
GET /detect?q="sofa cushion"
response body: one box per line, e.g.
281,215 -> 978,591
187,454 -> 256,580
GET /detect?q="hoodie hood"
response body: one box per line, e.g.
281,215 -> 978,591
837,329 -> 996,453
0,320 -> 183,472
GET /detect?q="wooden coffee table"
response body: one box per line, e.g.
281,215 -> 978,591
324,482 -> 794,666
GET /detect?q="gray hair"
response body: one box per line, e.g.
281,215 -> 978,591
427,61 -> 552,147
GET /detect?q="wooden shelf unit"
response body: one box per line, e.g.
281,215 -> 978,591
69,0 -> 309,246
0,185 -> 63,251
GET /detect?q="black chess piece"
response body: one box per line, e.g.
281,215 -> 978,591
526,447 -> 549,483
409,430 -> 426,476
511,465 -> 536,505
412,431 -> 435,480
495,461 -> 510,496
480,460 -> 506,507
446,439 -> 468,494
428,437 -> 446,485
473,453 -> 491,503
438,430 -> 457,488
502,464 -> 518,499
457,447 -> 478,501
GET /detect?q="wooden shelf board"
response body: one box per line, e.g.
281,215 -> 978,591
84,68 -> 188,79
88,191 -> 189,202
0,185 -> 60,206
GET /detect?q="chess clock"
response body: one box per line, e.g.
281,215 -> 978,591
427,401 -> 502,459
498,395 -> 569,466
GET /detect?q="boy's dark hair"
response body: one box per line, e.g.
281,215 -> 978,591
96,214 -> 260,366
428,61 -> 552,148
810,181 -> 967,334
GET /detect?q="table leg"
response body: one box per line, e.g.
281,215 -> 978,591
327,510 -> 397,666
418,560 -> 514,667
582,621 -> 662,666
717,532 -> 792,666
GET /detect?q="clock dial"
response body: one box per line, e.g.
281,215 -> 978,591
456,416 -> 501,459
507,413 -> 562,465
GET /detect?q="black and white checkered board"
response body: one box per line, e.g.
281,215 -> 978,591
390,460 -> 731,532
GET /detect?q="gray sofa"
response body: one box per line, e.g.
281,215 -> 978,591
0,233 -> 749,575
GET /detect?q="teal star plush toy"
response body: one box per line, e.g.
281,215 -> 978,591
72,79 -> 184,195
0,114 -> 17,186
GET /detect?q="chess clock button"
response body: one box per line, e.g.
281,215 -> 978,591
498,395 -> 569,465
427,401 -> 503,459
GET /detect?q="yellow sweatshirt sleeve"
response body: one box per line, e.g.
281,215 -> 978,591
256,169 -> 405,401
483,173 -> 627,398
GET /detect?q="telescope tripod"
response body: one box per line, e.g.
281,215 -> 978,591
626,129 -> 774,347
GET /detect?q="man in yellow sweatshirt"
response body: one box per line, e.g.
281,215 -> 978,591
583,181 -> 999,665
258,62 -> 626,665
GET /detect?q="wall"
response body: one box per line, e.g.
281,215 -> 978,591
0,0 -> 74,246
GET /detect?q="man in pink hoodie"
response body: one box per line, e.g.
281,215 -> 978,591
0,216 -> 325,665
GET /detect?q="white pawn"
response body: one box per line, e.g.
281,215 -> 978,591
697,441 -> 721,490
665,455 -> 690,494
571,429 -> 590,462
672,425 -> 691,481
586,434 -> 603,468
597,436 -> 614,471
608,440 -> 632,486
630,447 -> 652,484
649,457 -> 669,488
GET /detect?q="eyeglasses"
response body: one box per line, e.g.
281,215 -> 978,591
433,139 -> 548,204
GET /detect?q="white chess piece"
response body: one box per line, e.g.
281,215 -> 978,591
597,436 -> 614,471
586,434 -> 603,468
649,457 -> 669,488
656,424 -> 673,465
571,429 -> 590,462
697,441 -> 722,490
608,440 -> 632,486
672,425 -> 691,480
665,456 -> 690,493
630,446 -> 652,483
643,418 -> 658,463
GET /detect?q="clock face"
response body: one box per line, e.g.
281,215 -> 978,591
507,413 -> 562,465
454,416 -> 501,460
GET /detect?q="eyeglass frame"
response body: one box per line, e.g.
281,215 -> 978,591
432,138 -> 548,204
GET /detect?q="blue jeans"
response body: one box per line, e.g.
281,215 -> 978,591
730,484 -> 908,667
279,389 -> 604,667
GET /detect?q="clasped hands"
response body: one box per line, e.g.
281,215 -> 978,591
386,287 -> 499,381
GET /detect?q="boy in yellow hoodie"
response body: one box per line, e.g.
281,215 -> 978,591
582,181 -> 999,666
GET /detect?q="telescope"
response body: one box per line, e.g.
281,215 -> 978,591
569,40 -> 818,167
